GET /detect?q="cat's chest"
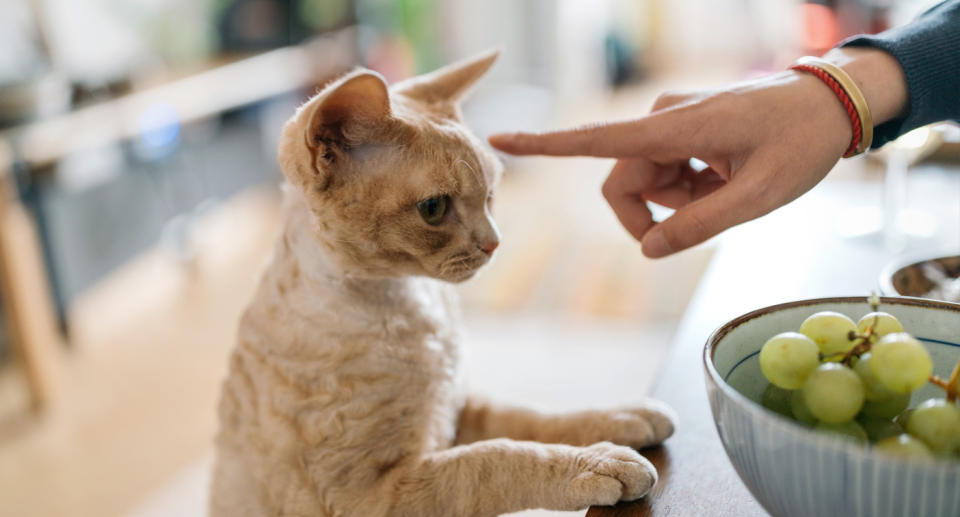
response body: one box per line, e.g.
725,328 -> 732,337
246,276 -> 462,377
375,287 -> 460,367
236,276 -> 465,453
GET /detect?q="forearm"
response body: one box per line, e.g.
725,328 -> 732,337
457,397 -> 674,448
457,403 -> 609,446
455,397 -> 546,444
820,47 -> 908,127
456,398 -> 626,446
838,0 -> 960,146
387,440 -> 648,515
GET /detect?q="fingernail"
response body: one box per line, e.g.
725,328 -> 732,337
642,228 -> 672,258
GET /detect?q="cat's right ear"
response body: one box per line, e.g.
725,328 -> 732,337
306,71 -> 391,150
281,71 -> 391,190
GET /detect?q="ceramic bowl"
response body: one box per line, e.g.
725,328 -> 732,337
879,254 -> 960,300
704,296 -> 960,517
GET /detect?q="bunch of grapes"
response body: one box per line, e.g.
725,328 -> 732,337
759,297 -> 960,460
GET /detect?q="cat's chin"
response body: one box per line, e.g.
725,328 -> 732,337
441,269 -> 480,283
431,250 -> 491,283
434,262 -> 488,283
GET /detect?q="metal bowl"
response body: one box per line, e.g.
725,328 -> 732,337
880,254 -> 960,302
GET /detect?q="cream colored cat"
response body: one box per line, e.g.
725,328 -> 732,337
210,51 -> 676,517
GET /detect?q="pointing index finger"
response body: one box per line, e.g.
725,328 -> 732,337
488,110 -> 686,159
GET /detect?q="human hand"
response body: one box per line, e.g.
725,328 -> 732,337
489,48 -> 906,258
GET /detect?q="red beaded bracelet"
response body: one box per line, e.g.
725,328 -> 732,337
790,63 -> 863,157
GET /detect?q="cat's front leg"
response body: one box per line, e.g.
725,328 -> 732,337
457,397 -> 676,449
385,439 -> 656,517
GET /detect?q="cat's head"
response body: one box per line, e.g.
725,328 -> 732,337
277,51 -> 502,283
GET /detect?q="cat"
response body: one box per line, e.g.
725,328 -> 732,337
210,51 -> 676,517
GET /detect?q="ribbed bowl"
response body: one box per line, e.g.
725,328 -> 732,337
704,297 -> 960,517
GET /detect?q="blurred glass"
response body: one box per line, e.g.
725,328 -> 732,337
882,126 -> 943,251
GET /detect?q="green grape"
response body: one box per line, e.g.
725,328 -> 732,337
802,363 -> 865,423
815,421 -> 868,443
905,399 -> 960,454
798,311 -> 857,355
861,392 -> 911,419
870,333 -> 933,393
856,311 -> 904,340
858,415 -> 904,442
759,332 -> 820,389
761,384 -> 793,418
791,389 -> 817,426
853,353 -> 895,401
874,434 -> 933,460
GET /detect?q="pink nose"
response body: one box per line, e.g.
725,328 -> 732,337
479,241 -> 499,255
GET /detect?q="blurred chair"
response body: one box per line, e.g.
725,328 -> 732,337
0,139 -> 60,411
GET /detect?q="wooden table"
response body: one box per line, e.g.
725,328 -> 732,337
586,168 -> 960,516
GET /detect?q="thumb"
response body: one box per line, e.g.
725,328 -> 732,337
640,165 -> 774,258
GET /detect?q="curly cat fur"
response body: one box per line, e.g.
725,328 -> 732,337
210,51 -> 676,517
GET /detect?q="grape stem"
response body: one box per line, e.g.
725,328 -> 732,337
828,312 -> 880,367
930,359 -> 960,403
829,297 -> 959,404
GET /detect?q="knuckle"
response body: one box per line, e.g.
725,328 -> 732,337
653,88 -> 708,111
685,210 -> 712,242
652,91 -> 680,111
664,210 -> 711,252
601,174 -> 618,201
701,90 -> 741,120
583,127 -> 610,155
659,226 -> 685,254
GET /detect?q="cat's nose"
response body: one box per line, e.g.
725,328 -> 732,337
478,240 -> 499,255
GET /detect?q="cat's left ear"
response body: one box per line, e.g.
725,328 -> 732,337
394,50 -> 499,110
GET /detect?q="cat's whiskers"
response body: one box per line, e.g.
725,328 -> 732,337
456,159 -> 484,191
441,252 -> 472,267
329,236 -> 365,248
439,251 -> 483,276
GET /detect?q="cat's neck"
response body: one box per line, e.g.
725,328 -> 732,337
276,190 -> 412,295
242,193 -> 459,358
255,189 -> 454,321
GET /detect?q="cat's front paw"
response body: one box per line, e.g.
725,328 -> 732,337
599,400 -> 677,449
564,442 -> 657,507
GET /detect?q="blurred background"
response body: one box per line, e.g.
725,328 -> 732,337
0,1 -> 957,516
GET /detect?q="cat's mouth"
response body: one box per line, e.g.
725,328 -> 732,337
437,252 -> 490,282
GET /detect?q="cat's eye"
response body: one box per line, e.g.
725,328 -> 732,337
417,195 -> 449,225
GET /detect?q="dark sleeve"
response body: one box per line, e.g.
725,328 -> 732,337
838,0 -> 960,148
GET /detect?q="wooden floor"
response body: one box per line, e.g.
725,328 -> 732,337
0,189 -> 282,517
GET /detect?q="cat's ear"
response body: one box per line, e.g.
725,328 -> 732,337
306,71 -> 391,149
281,70 -> 391,190
394,50 -> 499,109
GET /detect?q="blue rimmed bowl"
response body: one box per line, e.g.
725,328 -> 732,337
704,297 -> 960,517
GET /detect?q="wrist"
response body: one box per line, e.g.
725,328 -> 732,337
790,72 -> 854,156
821,47 -> 908,126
